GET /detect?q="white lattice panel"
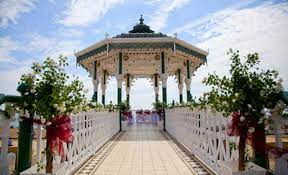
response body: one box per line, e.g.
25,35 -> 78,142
166,107 -> 239,174
63,111 -> 119,174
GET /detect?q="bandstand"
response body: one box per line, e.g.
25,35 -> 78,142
75,15 -> 208,106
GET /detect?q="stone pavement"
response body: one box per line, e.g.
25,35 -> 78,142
92,123 -> 194,175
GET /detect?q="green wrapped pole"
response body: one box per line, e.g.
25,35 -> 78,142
118,88 -> 122,131
180,94 -> 183,103
162,87 -> 167,104
17,118 -> 33,173
118,52 -> 123,131
102,95 -> 105,106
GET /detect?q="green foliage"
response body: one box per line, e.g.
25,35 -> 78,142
152,101 -> 167,111
87,102 -> 104,111
106,101 -> 115,112
18,56 -> 87,120
0,103 -> 18,119
199,49 -> 283,122
116,101 -> 130,112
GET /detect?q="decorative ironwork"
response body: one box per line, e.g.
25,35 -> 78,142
175,43 -> 207,62
109,42 -> 174,50
77,44 -> 107,62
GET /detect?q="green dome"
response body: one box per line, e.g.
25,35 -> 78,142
129,15 -> 154,33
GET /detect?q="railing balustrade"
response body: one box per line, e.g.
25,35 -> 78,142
63,111 -> 119,174
165,107 -> 239,174
19,110 -> 119,175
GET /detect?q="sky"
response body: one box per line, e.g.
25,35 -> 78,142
0,0 -> 288,109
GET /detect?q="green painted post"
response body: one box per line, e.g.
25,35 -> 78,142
92,60 -> 98,102
162,87 -> 167,104
161,52 -> 167,131
187,90 -> 191,102
102,95 -> 105,106
154,74 -> 159,103
17,119 -> 33,173
161,52 -> 165,74
126,74 -> 130,104
92,91 -> 98,102
126,94 -> 129,104
118,52 -> 122,131
186,60 -> 191,102
118,87 -> 122,131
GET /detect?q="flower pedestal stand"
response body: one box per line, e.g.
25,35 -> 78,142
219,160 -> 266,175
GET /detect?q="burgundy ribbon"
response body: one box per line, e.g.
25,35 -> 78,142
46,115 -> 73,161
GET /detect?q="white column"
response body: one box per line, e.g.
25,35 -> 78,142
125,87 -> 130,97
271,105 -> 288,175
161,74 -> 168,104
116,75 -> 123,104
92,79 -> 99,102
36,124 -> 42,162
0,118 -> 10,175
185,78 -> 191,101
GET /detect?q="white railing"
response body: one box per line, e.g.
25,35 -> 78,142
21,110 -> 119,175
165,107 -> 239,174
0,118 -> 12,175
63,111 -> 119,174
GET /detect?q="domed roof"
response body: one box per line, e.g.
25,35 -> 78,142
129,15 -> 154,33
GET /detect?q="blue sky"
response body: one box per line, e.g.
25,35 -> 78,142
1,0 -> 288,109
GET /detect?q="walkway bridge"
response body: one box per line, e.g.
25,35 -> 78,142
2,108 -> 239,175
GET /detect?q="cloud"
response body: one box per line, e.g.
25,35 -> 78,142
26,33 -> 82,60
57,0 -> 124,27
0,66 -> 31,95
0,0 -> 36,28
147,0 -> 190,31
0,36 -> 18,62
174,1 -> 288,98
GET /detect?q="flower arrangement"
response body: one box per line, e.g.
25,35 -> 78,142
18,55 -> 87,173
198,49 -> 284,171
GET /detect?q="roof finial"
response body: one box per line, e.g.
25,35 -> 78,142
139,15 -> 144,24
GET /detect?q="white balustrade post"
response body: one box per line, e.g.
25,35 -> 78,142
0,118 -> 10,175
36,124 -> 42,162
271,110 -> 288,175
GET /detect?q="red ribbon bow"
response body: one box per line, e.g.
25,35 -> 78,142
46,115 -> 73,161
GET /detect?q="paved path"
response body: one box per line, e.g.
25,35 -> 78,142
93,123 -> 194,175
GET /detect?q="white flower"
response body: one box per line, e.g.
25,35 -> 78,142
260,90 -> 265,97
248,104 -> 252,109
248,127 -> 255,133
30,88 -> 36,93
24,92 -> 29,95
53,104 -> 58,108
232,99 -> 236,103
222,101 -> 228,106
265,124 -> 270,131
240,116 -> 245,122
60,107 -> 66,112
235,93 -> 239,97
41,118 -> 46,124
257,118 -> 263,124
46,122 -> 52,126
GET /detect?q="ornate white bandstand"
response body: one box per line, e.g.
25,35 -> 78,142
75,15 -> 208,106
